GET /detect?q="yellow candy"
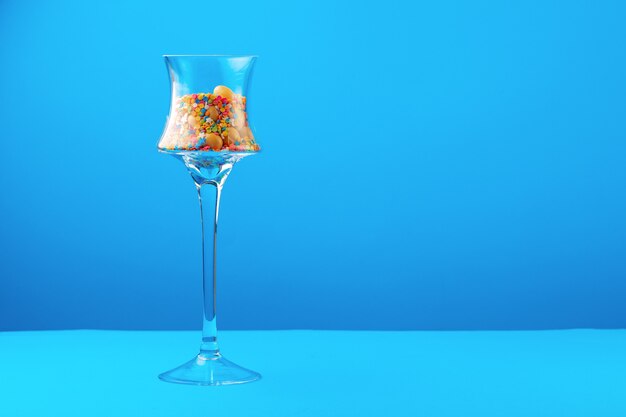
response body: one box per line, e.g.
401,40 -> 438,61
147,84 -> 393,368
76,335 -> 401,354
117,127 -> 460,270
208,106 -> 219,121
213,85 -> 234,101
222,127 -> 240,146
188,116 -> 199,127
205,133 -> 223,151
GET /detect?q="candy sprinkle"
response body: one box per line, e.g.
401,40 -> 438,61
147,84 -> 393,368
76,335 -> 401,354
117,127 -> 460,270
158,85 -> 260,152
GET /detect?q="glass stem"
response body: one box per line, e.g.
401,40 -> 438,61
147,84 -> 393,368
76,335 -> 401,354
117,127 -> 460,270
190,162 -> 233,359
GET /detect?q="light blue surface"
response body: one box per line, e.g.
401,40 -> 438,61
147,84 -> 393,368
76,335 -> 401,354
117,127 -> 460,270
1,1 -> 626,331
2,330 -> 626,416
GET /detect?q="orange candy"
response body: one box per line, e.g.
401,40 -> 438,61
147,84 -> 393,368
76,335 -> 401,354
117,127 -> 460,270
204,133 -> 223,151
213,85 -> 234,101
208,106 -> 219,121
221,127 -> 240,146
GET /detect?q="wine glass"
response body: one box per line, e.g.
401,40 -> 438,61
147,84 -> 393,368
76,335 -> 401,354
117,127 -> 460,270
156,55 -> 261,385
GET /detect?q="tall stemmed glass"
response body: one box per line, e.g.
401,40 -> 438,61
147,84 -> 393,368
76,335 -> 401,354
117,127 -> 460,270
157,55 -> 261,385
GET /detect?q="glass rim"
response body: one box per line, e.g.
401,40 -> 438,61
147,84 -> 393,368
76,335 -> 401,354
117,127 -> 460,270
163,54 -> 259,58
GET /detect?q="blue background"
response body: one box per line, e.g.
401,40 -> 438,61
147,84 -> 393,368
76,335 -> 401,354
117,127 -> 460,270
1,0 -> 625,331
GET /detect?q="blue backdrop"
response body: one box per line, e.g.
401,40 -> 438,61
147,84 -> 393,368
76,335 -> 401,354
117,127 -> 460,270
1,0 -> 625,331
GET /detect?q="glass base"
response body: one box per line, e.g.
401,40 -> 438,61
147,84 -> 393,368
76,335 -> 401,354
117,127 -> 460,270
159,352 -> 261,386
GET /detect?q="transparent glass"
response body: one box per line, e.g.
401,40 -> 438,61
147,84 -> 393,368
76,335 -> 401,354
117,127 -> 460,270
156,55 -> 261,386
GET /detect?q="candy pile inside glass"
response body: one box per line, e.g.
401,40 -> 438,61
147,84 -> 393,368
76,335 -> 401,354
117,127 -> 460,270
159,85 -> 260,152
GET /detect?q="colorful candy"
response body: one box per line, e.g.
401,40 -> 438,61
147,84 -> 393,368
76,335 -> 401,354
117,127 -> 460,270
213,85 -> 234,101
159,85 -> 260,152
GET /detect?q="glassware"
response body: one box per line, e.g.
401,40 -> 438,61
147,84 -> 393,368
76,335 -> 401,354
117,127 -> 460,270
156,55 -> 261,386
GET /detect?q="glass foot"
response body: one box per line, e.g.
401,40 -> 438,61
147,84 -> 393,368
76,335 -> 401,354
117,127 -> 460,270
159,352 -> 261,386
